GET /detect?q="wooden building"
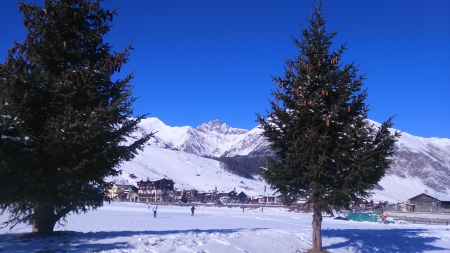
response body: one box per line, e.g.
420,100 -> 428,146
237,191 -> 249,203
215,192 -> 229,203
408,193 -> 450,212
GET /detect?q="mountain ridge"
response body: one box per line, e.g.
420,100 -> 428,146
126,117 -> 450,200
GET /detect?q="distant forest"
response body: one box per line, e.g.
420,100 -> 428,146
204,155 -> 264,179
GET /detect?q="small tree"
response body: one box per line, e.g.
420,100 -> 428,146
256,3 -> 400,251
0,0 -> 153,234
180,192 -> 188,203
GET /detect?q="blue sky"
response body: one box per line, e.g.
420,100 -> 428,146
1,1 -> 449,138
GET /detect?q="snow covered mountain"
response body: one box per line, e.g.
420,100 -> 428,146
117,117 -> 450,202
381,131 -> 450,195
138,118 -> 269,157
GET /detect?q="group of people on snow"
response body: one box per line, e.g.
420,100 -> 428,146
147,204 -> 265,217
148,204 -> 196,217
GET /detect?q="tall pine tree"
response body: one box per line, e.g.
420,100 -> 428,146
0,0 -> 153,234
256,3 -> 400,251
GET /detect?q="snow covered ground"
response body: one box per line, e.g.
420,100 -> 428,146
2,202 -> 450,252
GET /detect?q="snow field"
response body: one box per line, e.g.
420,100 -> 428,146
1,201 -> 450,252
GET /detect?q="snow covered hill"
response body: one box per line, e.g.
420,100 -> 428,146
117,117 -> 450,202
110,143 -> 270,197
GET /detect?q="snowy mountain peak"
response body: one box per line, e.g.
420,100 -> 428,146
139,117 -> 264,157
196,119 -> 247,135
139,117 -> 167,131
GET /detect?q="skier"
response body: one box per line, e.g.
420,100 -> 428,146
153,205 -> 158,218
260,207 -> 264,213
191,205 -> 196,216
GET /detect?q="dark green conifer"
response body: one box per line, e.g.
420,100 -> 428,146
256,3 -> 400,251
0,0 -> 153,234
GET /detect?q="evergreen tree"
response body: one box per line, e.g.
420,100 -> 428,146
204,155 -> 261,179
180,193 -> 188,203
0,0 -> 153,234
256,3 -> 400,251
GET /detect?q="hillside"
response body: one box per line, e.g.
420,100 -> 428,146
114,117 -> 450,203
110,143 -> 269,197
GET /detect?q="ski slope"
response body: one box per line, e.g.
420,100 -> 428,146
110,142 -> 271,197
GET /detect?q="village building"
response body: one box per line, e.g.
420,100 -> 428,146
173,190 -> 184,201
197,191 -> 216,203
407,193 -> 450,212
137,178 -> 174,202
227,190 -> 238,203
256,195 -> 283,205
175,189 -> 198,202
237,191 -> 249,203
108,183 -> 138,201
215,192 -> 230,203
110,176 -> 290,206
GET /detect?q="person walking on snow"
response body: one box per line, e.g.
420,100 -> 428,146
191,205 -> 196,216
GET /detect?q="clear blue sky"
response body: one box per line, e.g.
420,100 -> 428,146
1,1 -> 449,138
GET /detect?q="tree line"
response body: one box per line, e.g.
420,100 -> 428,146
204,155 -> 263,179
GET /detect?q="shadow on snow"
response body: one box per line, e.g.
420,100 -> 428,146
2,228 -> 448,252
322,228 -> 448,253
0,228 -> 267,252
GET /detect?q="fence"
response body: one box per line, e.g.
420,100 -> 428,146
387,212 -> 450,226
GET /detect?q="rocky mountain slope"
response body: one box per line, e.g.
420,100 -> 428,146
388,133 -> 450,192
138,118 -> 269,157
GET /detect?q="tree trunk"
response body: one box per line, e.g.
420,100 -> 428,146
32,202 -> 57,234
312,209 -> 323,251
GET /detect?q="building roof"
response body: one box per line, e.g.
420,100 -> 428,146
115,184 -> 133,187
237,191 -> 247,197
408,193 -> 450,202
139,178 -> 174,183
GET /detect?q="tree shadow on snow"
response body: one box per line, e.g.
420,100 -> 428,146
322,228 -> 449,253
0,228 -> 267,252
